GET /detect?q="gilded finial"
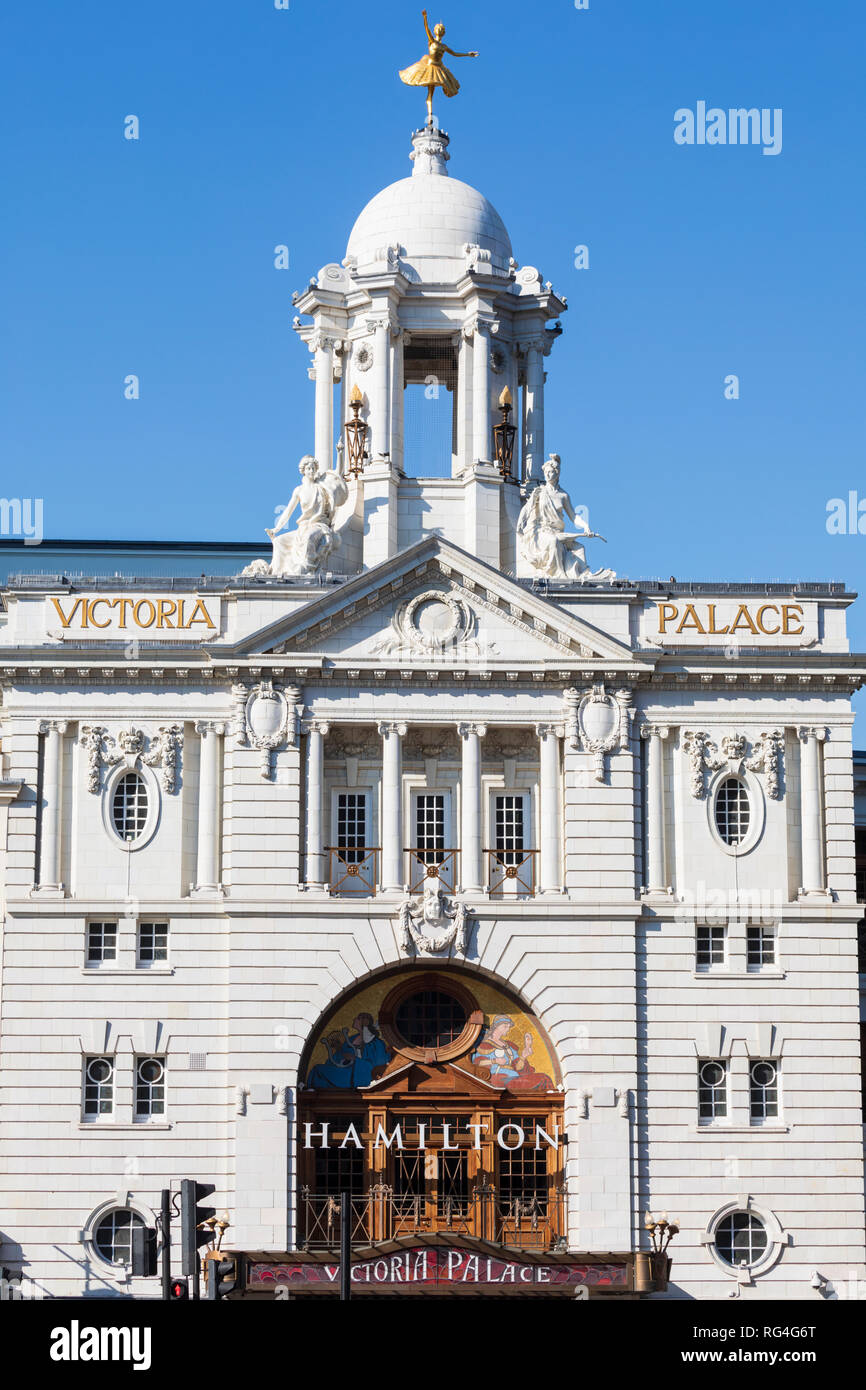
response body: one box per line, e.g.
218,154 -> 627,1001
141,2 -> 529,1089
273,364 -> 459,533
399,11 -> 479,125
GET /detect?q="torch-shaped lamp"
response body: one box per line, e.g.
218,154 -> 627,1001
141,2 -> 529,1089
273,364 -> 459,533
344,384 -> 369,478
643,1211 -> 680,1292
492,385 -> 517,478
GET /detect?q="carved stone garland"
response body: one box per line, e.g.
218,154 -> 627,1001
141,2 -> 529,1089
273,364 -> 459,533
80,724 -> 183,793
563,685 -> 633,781
681,730 -> 784,800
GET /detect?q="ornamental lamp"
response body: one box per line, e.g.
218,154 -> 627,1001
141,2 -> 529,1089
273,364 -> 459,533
492,385 -> 517,478
638,1211 -> 680,1294
345,384 -> 369,478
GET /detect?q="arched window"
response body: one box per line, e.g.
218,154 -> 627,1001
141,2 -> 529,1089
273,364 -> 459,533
111,772 -> 149,842
93,1208 -> 146,1266
713,1211 -> 768,1268
714,777 -> 750,846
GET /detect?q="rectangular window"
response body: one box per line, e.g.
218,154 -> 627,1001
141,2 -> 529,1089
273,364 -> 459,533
134,1057 -> 166,1120
83,1056 -> 114,1118
415,793 -> 446,855
86,921 -> 117,965
494,794 -> 526,864
749,1060 -> 779,1121
698,1060 -> 728,1121
138,921 -> 168,965
746,925 -> 775,969
696,924 -> 725,970
336,793 -> 368,864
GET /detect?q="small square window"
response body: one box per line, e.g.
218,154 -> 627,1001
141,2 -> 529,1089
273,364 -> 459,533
86,922 -> 117,965
138,922 -> 168,965
747,926 -> 775,969
698,1059 -> 728,1121
696,924 -> 725,970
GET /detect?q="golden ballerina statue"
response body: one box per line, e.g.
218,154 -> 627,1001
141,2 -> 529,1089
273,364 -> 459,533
399,11 -> 478,125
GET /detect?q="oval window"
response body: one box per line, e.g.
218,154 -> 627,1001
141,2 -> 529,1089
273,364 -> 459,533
93,1208 -> 146,1266
714,777 -> 750,846
394,990 -> 468,1050
111,772 -> 149,843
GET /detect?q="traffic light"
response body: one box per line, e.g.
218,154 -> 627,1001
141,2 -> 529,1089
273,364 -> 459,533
131,1225 -> 158,1278
205,1254 -> 244,1301
169,1278 -> 189,1301
180,1179 -> 215,1276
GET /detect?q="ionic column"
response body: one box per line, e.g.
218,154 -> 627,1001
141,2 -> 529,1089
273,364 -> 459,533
379,721 -> 407,892
798,726 -> 827,895
193,720 -> 225,894
536,723 -> 563,893
640,724 -> 670,893
304,720 -> 330,890
472,318 -> 492,464
37,719 -> 67,891
524,343 -> 545,484
459,723 -> 487,893
368,315 -> 392,461
313,334 -> 335,469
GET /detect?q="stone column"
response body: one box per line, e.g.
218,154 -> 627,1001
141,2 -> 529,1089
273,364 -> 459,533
798,726 -> 827,895
640,724 -> 670,893
313,334 -> 335,470
536,723 -> 563,893
368,315 -> 392,461
379,721 -> 407,893
193,720 -> 225,894
459,723 -> 487,893
304,720 -> 329,890
37,719 -> 67,892
524,343 -> 545,484
472,318 -> 491,464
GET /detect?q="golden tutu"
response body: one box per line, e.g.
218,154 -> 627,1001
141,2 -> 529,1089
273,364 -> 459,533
400,50 -> 461,99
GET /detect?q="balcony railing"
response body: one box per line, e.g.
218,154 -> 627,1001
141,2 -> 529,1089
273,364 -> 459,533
299,1184 -> 567,1253
405,847 -> 459,894
485,848 -> 538,897
327,847 -> 380,897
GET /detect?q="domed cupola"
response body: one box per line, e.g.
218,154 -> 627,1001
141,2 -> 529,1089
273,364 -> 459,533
292,122 -> 567,574
346,127 -> 513,282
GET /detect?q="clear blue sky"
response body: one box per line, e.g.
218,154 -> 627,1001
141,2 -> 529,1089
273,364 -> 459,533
2,1 -> 864,720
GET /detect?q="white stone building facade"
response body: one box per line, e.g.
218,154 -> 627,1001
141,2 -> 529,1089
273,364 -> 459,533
0,120 -> 864,1302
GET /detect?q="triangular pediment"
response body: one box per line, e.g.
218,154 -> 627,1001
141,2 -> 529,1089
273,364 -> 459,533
217,538 -> 642,669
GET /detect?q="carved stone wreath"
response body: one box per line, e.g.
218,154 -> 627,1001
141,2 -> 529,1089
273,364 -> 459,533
681,730 -> 784,800
370,590 -> 493,660
80,724 -> 183,794
353,341 -> 374,372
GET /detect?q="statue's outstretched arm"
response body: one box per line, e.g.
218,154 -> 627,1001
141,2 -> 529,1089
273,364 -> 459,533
272,490 -> 300,534
422,9 -> 433,42
442,45 -> 479,57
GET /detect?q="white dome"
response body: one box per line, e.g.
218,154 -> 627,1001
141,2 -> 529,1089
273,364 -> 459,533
345,128 -> 512,280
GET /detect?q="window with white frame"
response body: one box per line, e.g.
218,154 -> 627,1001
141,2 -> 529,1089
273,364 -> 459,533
749,1059 -> 779,1121
111,771 -> 149,843
335,792 -> 368,864
83,1056 -> 114,1119
746,924 -> 776,969
696,924 -> 725,970
134,1056 -> 165,1119
137,921 -> 168,965
714,777 -> 751,847
698,1059 -> 728,1121
493,793 -> 527,865
86,921 -> 117,965
92,1208 -> 146,1266
415,793 -> 447,859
